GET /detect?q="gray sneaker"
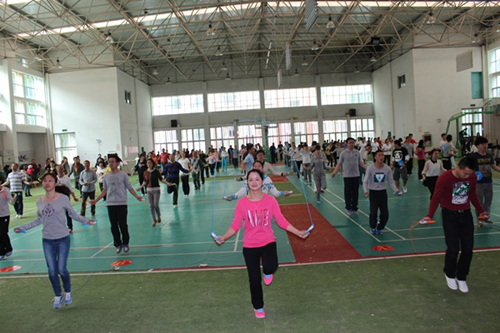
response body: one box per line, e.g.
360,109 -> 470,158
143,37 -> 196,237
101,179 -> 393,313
123,245 -> 130,253
116,245 -> 122,254
53,295 -> 63,309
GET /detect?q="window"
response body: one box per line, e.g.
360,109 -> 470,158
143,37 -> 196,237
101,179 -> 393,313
294,121 -> 318,144
323,120 -> 348,142
210,126 -> 235,150
398,75 -> 406,89
264,88 -> 317,108
238,124 -> 262,146
268,123 -> 291,145
12,71 -> 45,126
154,130 -> 179,154
54,133 -> 77,163
350,118 -> 374,140
124,90 -> 132,104
153,95 -> 204,115
490,48 -> 500,98
461,108 -> 483,137
208,91 -> 260,112
321,85 -> 372,105
181,128 -> 206,151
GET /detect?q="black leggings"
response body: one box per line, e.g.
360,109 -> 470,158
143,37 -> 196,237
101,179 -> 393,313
243,242 -> 278,310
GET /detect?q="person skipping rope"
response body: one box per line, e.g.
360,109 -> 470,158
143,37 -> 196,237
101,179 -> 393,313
213,168 -> 310,318
14,173 -> 95,309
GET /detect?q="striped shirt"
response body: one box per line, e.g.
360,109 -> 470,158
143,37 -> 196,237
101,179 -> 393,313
7,171 -> 24,192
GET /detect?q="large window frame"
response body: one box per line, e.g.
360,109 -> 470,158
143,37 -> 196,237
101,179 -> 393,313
12,71 -> 46,126
490,47 -> 500,98
181,128 -> 206,151
321,84 -> 372,105
323,119 -> 348,142
264,88 -> 317,108
154,130 -> 179,153
54,133 -> 77,163
152,95 -> 204,115
268,123 -> 291,145
208,91 -> 260,112
210,126 -> 235,150
350,118 -> 375,140
294,121 -> 318,144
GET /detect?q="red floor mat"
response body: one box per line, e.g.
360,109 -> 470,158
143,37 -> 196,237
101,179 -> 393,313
281,204 -> 362,263
269,176 -> 289,183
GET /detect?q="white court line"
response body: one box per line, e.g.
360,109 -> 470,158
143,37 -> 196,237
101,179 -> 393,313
490,212 -> 500,217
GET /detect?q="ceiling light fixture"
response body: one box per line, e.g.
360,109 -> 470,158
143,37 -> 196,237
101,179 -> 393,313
152,68 -> 159,75
370,56 -> 377,63
105,30 -> 115,44
221,62 -> 228,71
354,67 -> 360,73
472,33 -> 480,43
56,58 -> 62,69
166,77 -> 172,84
302,57 -> 308,66
225,73 -> 231,80
216,46 -> 223,57
426,12 -> 436,24
207,23 -> 215,36
311,41 -> 319,51
496,23 -> 500,33
371,37 -> 380,46
294,68 -> 300,76
34,52 -> 43,62
326,17 -> 335,29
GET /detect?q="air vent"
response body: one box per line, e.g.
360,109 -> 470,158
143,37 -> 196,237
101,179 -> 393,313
456,50 -> 473,72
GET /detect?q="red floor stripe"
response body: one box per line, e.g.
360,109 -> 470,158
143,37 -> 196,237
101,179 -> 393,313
281,204 -> 362,263
269,176 -> 289,183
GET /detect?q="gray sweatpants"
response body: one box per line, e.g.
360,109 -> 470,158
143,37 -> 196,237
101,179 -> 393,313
314,172 -> 327,201
147,187 -> 161,220
476,182 -> 493,215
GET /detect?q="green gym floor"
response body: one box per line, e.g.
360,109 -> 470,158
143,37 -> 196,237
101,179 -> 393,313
2,164 -> 500,275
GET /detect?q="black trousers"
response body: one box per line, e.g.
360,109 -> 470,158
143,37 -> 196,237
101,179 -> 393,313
425,176 -> 438,199
443,158 -> 452,170
344,177 -> 360,211
81,190 -> 96,216
0,215 -> 12,256
243,242 -> 278,310
369,189 -> 389,230
407,157 -> 414,175
442,208 -> 474,281
12,191 -> 23,215
181,175 -> 190,195
167,180 -> 179,205
107,205 -> 129,247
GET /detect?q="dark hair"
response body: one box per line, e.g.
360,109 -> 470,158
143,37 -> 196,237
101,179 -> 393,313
247,169 -> 264,182
315,145 -> 321,151
418,140 -> 424,149
256,149 -> 265,156
346,137 -> 355,143
146,158 -> 156,166
39,172 -> 58,183
474,136 -> 488,147
446,134 -> 452,142
394,140 -> 402,146
108,154 -> 122,163
429,148 -> 440,156
253,160 -> 264,168
55,184 -> 72,197
374,149 -> 384,156
457,157 -> 478,170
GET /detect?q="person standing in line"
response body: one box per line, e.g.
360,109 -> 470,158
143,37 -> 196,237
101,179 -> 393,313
1,163 -> 30,218
415,139 -> 429,181
190,151 -> 202,190
469,136 -> 500,220
304,145 -> 334,203
132,154 -> 147,196
331,138 -> 367,215
291,143 -> 303,179
442,134 -> 455,170
232,146 -> 239,169
0,184 -> 15,260
159,148 -> 169,172
162,154 -> 191,208
136,158 -> 173,227
95,160 -> 107,201
421,157 -> 488,293
363,150 -> 402,235
22,165 -> 33,197
301,143 -> 312,185
382,138 -> 392,166
220,147 -> 228,172
79,160 -> 97,217
277,142 -> 284,162
178,150 -> 193,198
242,145 -> 256,175
422,149 -> 447,199
269,143 -> 277,164
391,140 -> 410,193
90,155 -> 143,254
14,173 -> 95,308
56,166 -> 79,233
403,136 -> 415,176
68,156 -> 84,198
213,168 -> 309,319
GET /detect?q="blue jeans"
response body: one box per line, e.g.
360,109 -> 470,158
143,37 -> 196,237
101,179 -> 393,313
42,235 -> 71,296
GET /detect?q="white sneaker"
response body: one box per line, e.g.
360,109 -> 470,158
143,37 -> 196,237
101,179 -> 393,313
403,186 -> 407,193
445,274 -> 458,290
457,279 -> 468,293
64,292 -> 73,305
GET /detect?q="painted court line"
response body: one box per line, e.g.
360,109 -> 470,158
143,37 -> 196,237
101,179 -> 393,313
90,241 -> 113,258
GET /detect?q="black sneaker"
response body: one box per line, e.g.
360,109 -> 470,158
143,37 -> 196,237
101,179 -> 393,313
484,220 -> 493,224
123,245 -> 130,253
116,245 -> 122,254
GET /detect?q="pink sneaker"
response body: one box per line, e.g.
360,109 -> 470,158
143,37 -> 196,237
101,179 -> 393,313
254,308 -> 265,318
263,274 -> 273,286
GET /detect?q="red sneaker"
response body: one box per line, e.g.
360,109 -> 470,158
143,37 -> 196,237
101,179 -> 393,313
254,308 -> 265,319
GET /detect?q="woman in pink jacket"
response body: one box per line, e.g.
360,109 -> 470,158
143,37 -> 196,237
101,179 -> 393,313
213,168 -> 309,319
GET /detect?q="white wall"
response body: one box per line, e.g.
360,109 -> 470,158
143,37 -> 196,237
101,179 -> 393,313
372,62 -> 394,137
48,67 -> 121,162
413,47 -> 483,145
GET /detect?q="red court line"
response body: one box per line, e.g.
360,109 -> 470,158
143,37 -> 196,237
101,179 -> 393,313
269,176 -> 289,183
281,204 -> 363,263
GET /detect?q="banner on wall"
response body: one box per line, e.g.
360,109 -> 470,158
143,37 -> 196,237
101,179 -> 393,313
18,151 -> 35,163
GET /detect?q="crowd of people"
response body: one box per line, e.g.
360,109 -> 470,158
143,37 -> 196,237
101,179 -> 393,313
0,131 -> 498,315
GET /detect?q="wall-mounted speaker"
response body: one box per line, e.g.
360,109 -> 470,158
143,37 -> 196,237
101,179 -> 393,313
349,109 -> 356,117
171,119 -> 178,127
